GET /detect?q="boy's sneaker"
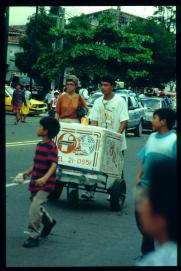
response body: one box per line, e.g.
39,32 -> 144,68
81,191 -> 94,200
22,237 -> 39,248
40,219 -> 56,238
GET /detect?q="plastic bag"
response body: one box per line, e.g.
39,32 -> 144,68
81,116 -> 89,125
20,103 -> 29,115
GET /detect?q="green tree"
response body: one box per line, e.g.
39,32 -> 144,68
127,18 -> 176,87
15,7 -> 56,91
150,6 -> 176,33
35,13 -> 153,88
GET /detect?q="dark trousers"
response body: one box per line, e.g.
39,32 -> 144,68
135,209 -> 155,255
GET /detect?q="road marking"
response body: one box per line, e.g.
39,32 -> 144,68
6,140 -> 39,147
6,180 -> 30,188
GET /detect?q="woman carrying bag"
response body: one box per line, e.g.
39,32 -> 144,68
20,88 -> 31,122
55,76 -> 88,124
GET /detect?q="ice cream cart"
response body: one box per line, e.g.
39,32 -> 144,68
49,123 -> 126,211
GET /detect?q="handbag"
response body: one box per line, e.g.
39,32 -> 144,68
20,103 -> 29,115
76,95 -> 88,118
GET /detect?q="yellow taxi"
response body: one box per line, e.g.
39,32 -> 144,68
5,86 -> 47,115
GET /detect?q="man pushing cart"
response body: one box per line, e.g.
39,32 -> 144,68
49,75 -> 129,211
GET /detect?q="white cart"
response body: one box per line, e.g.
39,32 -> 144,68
49,123 -> 126,211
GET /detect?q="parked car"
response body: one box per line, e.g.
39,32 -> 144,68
115,89 -> 136,97
116,93 -> 146,136
87,91 -> 103,109
5,86 -> 47,115
88,91 -> 146,137
140,97 -> 163,130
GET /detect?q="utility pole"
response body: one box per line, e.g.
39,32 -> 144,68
54,6 -> 65,89
30,6 -> 39,92
117,6 -> 121,29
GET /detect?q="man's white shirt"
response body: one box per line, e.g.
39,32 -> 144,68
89,94 -> 129,151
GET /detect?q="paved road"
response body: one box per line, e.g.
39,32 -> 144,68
6,114 -> 149,267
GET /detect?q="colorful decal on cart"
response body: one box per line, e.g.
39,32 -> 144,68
57,129 -> 101,169
74,135 -> 96,156
57,133 -> 77,153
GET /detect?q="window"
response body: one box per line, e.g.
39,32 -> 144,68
130,96 -> 138,108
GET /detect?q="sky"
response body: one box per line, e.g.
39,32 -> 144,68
9,6 -> 157,25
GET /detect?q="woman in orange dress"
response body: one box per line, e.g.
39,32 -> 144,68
55,76 -> 88,123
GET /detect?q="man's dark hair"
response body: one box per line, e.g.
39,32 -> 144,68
148,158 -> 177,241
100,75 -> 116,86
153,108 -> 176,130
40,117 -> 60,139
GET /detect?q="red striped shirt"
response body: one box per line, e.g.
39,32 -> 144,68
29,140 -> 58,192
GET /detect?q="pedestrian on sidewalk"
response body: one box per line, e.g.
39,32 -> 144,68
44,89 -> 53,117
20,87 -> 31,123
49,91 -> 59,117
86,75 -> 129,200
11,84 -> 26,125
134,108 -> 176,257
20,117 -> 60,247
135,158 -> 177,266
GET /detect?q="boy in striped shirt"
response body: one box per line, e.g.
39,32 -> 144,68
21,117 -> 60,247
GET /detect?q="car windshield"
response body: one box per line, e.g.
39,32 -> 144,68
87,93 -> 102,104
141,99 -> 161,110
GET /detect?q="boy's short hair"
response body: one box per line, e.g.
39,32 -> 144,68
40,117 -> 60,139
148,158 -> 177,241
100,75 -> 116,86
153,108 -> 176,130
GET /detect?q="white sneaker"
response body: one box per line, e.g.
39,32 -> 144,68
81,191 -> 94,200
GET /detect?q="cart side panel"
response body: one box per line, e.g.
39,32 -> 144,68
100,132 -> 124,177
56,123 -> 105,171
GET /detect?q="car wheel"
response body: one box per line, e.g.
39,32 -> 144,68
48,181 -> 64,201
110,179 -> 126,211
134,120 -> 143,137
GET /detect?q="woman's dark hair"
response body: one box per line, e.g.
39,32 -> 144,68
100,75 -> 116,86
148,158 -> 177,241
153,108 -> 176,130
40,117 -> 60,139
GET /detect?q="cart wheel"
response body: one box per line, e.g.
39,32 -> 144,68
110,179 -> 126,211
68,189 -> 79,208
48,181 -> 64,201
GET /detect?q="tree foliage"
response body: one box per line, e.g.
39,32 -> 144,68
15,7 -> 56,90
127,18 -> 176,87
15,9 -> 175,89
35,12 -> 153,87
150,6 -> 176,33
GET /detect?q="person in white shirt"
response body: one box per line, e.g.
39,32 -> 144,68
82,75 -> 129,200
135,158 -> 177,266
45,89 -> 54,116
49,91 -> 59,117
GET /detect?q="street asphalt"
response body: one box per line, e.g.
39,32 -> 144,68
6,113 -> 149,267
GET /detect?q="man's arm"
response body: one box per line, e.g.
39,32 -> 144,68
135,161 -> 144,185
36,162 -> 57,186
117,120 -> 127,134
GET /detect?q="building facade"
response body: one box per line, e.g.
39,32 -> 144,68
85,8 -> 145,28
6,25 -> 26,82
